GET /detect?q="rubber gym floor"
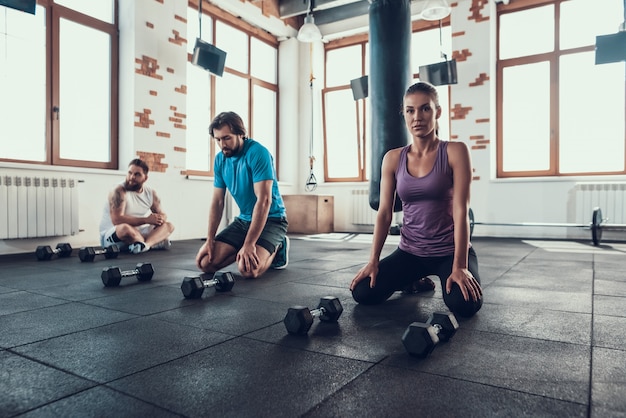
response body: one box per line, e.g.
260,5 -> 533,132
1,234 -> 625,417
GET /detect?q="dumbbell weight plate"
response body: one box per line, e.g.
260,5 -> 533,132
402,322 -> 440,358
592,207 -> 602,246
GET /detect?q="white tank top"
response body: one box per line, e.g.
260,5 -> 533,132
99,184 -> 154,233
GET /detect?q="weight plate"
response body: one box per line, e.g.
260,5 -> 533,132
591,207 -> 603,246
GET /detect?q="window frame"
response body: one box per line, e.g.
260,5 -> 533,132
184,1 -> 279,178
495,0 -> 626,178
0,0 -> 119,169
321,19 -> 451,183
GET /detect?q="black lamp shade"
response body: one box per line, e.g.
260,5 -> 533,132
595,32 -> 626,65
0,0 -> 36,14
350,75 -> 369,100
192,38 -> 227,77
419,60 -> 458,86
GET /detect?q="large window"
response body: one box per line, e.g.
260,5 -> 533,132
185,4 -> 278,176
497,0 -> 625,178
322,22 -> 452,183
323,41 -> 369,182
0,0 -> 118,169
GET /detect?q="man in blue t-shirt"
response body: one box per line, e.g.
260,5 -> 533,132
195,111 -> 289,279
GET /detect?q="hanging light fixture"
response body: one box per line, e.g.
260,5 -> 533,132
297,0 -> 322,42
420,0 -> 451,21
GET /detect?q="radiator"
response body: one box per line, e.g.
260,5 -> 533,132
351,189 -> 377,226
0,176 -> 80,239
574,183 -> 626,225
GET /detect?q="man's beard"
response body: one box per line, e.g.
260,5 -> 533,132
124,181 -> 142,192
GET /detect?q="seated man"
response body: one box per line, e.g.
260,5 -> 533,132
99,158 -> 174,253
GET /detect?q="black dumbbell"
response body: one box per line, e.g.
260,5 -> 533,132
181,272 -> 235,299
79,245 -> 120,262
283,296 -> 343,335
35,243 -> 73,261
101,263 -> 154,287
402,311 -> 459,358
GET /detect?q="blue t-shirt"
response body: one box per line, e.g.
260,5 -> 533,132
214,138 -> 286,222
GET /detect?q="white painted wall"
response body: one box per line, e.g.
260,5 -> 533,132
1,0 -> 624,255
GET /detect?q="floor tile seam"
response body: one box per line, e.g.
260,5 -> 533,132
0,298 -> 77,318
92,334 -> 241,386
587,254 -> 597,418
142,312 -> 250,336
478,300 -> 593,316
383,365 -> 590,407
477,251 -> 534,289
6,347 -> 102,387
2,315 -> 143,351
481,286 -> 594,297
299,362 -> 380,416
289,280 -> 351,291
591,312 -> 626,320
592,292 -> 626,300
12,386 -> 110,417
223,288 -> 351,305
239,333 -> 383,365
459,327 -> 593,349
94,384 -> 185,417
287,264 -> 345,272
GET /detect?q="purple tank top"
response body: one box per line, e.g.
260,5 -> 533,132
395,141 -> 455,256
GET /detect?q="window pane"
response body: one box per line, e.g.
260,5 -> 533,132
559,52 -> 625,173
501,62 -> 551,172
251,85 -> 277,159
324,89 -> 360,178
251,38 -> 277,84
499,5 -> 554,59
58,18 -> 111,162
560,0 -> 624,49
0,6 -> 46,161
216,21 -> 247,74
215,72 -> 249,125
412,26 -> 452,73
186,63 -> 212,172
326,45 -> 362,87
54,0 -> 115,24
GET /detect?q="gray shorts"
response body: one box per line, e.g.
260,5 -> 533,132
216,217 -> 288,254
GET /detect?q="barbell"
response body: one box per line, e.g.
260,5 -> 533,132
469,207 -> 619,246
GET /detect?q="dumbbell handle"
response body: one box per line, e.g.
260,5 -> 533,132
93,248 -> 110,255
309,306 -> 327,319
199,278 -> 220,288
432,323 -> 443,334
121,268 -> 141,278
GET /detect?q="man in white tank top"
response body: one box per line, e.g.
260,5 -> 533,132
99,159 -> 175,254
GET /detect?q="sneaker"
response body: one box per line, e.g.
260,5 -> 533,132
152,239 -> 172,250
401,276 -> 436,294
129,242 -> 150,254
270,236 -> 289,270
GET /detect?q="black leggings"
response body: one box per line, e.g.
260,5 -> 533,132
351,247 -> 482,318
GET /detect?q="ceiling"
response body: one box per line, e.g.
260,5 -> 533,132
210,0 -> 435,41
276,0 -> 431,40
278,0 -> 372,26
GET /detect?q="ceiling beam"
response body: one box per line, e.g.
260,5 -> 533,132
279,0 -> 368,20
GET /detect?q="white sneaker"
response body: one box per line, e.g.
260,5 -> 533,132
129,242 -> 150,254
152,239 -> 172,250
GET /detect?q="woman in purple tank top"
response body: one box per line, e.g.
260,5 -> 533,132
350,82 -> 482,318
